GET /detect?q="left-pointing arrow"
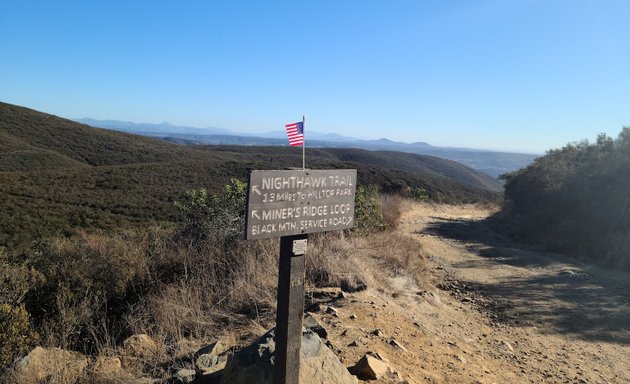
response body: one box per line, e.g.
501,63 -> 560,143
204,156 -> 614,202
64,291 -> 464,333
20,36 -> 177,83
251,210 -> 261,220
252,185 -> 261,195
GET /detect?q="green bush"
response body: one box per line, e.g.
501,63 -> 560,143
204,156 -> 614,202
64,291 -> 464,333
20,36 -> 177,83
175,179 -> 247,247
0,251 -> 44,307
412,187 -> 430,201
353,185 -> 387,233
0,304 -> 37,368
499,128 -> 630,268
16,233 -> 151,352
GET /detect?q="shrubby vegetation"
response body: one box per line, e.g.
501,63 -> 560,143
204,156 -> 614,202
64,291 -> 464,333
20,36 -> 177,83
0,150 -> 498,249
498,128 -> 630,269
0,304 -> 37,368
175,179 -> 247,247
354,185 -> 388,233
0,179 -> 398,375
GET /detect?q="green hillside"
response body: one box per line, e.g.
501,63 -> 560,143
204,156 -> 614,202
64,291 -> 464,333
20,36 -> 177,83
0,102 -> 501,248
0,102 -> 190,168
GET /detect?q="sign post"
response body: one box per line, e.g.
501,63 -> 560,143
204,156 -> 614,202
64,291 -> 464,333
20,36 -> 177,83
274,234 -> 307,384
245,169 -> 357,384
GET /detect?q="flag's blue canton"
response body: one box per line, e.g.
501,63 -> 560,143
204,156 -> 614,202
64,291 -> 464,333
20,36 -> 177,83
296,122 -> 304,134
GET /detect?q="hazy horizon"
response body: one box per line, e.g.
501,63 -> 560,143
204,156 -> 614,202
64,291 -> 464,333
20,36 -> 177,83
73,115 -> 547,155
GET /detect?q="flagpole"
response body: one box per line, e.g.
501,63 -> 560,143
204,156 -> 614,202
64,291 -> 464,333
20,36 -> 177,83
302,115 -> 305,171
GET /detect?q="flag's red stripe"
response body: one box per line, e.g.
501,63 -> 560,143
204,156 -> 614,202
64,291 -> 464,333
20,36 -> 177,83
285,121 -> 303,146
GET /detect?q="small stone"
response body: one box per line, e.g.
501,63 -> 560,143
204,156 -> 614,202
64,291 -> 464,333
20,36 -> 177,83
368,351 -> 389,363
350,354 -> 390,380
306,303 -> 324,313
454,355 -> 467,363
199,358 -> 227,376
502,340 -> 515,353
371,329 -> 384,337
196,353 -> 224,370
349,314 -> 357,320
348,340 -> 359,347
308,287 -> 343,300
173,368 -> 196,383
326,306 -> 339,316
389,338 -> 408,352
303,314 -> 328,339
341,278 -> 367,293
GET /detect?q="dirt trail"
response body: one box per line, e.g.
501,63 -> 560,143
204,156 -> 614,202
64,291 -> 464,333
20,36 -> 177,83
312,203 -> 630,383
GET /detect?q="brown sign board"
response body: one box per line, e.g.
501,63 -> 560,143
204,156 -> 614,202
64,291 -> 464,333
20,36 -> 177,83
245,169 -> 357,240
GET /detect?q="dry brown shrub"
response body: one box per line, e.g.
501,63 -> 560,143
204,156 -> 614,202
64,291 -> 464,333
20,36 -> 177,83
341,232 -> 429,291
305,232 -> 371,291
380,194 -> 406,229
20,232 -> 155,354
127,237 -> 279,348
305,198 -> 427,293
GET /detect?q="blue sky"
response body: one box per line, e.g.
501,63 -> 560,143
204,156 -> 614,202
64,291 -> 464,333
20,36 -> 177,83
1,1 -> 628,153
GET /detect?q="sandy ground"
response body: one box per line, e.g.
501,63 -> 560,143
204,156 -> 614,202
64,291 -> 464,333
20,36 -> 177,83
310,203 -> 630,384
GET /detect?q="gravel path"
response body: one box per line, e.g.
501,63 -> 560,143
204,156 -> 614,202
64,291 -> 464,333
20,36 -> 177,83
317,203 -> 630,383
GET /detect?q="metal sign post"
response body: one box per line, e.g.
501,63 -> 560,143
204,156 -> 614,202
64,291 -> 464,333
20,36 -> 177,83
245,169 -> 357,384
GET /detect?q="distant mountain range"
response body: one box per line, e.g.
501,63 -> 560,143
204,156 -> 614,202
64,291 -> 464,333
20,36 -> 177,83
75,118 -> 538,178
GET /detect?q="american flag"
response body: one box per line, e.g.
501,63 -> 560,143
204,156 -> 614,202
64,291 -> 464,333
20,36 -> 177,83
284,121 -> 304,147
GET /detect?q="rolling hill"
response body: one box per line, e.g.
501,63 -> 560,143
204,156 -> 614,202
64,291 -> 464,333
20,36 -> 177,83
77,118 -> 538,178
0,102 -> 502,248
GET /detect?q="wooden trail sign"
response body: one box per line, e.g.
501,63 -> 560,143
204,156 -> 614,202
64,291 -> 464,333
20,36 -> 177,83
245,169 -> 357,384
245,169 -> 357,240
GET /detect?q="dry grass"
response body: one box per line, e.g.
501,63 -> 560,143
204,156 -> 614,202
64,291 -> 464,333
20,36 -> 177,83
305,232 -> 372,291
355,232 -> 429,290
381,194 -> 406,229
2,193 -> 433,382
